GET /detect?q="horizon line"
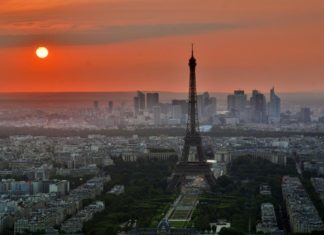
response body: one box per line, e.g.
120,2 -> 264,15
0,90 -> 323,94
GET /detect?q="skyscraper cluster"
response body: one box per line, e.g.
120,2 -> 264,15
133,91 -> 147,115
268,87 -> 281,123
133,91 -> 216,126
227,88 -> 281,124
133,91 -> 160,125
134,91 -> 159,115
146,93 -> 159,112
197,92 -> 217,122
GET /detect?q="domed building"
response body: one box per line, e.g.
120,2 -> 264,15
129,218 -> 199,235
157,219 -> 171,235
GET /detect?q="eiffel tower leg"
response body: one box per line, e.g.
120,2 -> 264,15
181,144 -> 190,162
197,144 -> 204,162
205,174 -> 217,190
168,174 -> 185,192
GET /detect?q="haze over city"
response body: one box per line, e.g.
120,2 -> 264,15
2,1 -> 324,235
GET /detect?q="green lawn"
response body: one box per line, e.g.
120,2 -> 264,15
83,159 -> 177,235
191,156 -> 298,233
169,220 -> 188,228
170,209 -> 191,220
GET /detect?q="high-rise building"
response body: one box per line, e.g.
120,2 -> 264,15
152,106 -> 161,126
134,97 -> 140,115
108,101 -> 113,113
93,100 -> 99,110
250,90 -> 267,123
159,103 -> 172,116
227,90 -> 247,122
227,95 -> 235,112
268,87 -> 281,123
138,91 -> 145,110
197,93 -> 205,117
197,92 -> 217,121
171,104 -> 182,120
133,91 -> 145,115
299,107 -> 311,123
146,93 -> 159,112
227,90 -> 247,114
171,99 -> 188,118
208,97 -> 217,116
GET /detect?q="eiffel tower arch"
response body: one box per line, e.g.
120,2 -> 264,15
168,46 -> 217,191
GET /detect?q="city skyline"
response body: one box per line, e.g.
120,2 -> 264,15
1,2 -> 324,235
1,0 -> 324,93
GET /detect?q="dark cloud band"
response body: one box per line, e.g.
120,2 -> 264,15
0,22 -> 246,48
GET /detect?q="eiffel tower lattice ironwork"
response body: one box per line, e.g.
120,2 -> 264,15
168,46 -> 217,191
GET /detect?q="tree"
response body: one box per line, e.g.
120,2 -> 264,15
219,228 -> 244,235
105,226 -> 118,235
212,225 -> 217,233
194,214 -> 210,231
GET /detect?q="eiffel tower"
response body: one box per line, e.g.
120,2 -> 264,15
168,46 -> 217,191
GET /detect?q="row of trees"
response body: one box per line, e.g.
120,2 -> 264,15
83,158 -> 177,235
2,126 -> 324,138
192,156 -> 298,233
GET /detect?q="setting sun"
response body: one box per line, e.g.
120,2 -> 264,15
36,47 -> 48,59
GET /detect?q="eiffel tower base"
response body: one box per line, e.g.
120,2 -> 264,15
167,161 -> 217,192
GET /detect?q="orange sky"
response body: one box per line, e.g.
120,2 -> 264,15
1,0 -> 324,93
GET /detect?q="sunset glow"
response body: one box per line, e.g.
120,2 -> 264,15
1,0 -> 324,92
